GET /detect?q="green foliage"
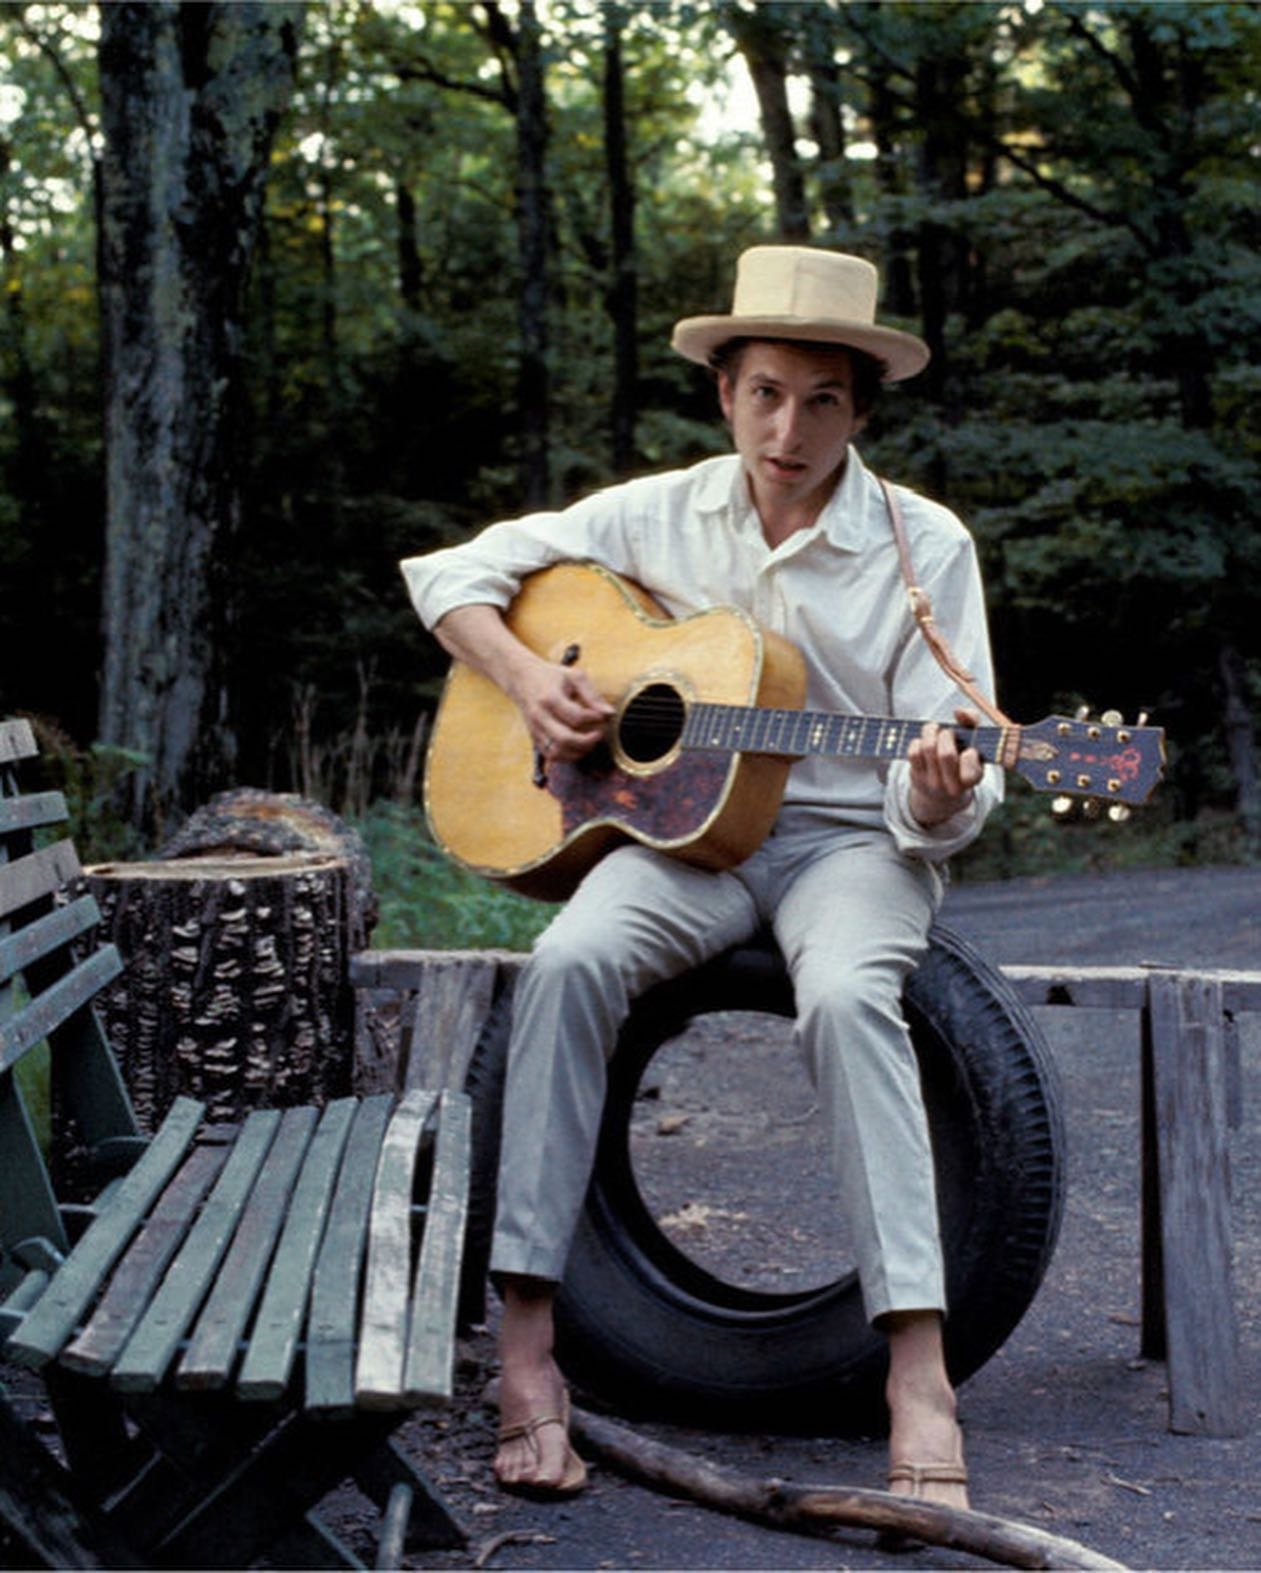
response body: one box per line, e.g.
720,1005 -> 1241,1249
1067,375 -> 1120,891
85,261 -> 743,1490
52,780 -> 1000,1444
24,718 -> 150,862
2,0 -> 1260,853
356,799 -> 558,951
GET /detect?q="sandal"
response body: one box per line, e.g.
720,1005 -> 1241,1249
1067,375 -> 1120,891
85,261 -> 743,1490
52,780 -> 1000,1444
495,1390 -> 588,1499
887,1459 -> 969,1498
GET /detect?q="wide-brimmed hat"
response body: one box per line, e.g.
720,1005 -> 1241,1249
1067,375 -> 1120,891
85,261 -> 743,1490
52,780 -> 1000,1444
671,245 -> 929,383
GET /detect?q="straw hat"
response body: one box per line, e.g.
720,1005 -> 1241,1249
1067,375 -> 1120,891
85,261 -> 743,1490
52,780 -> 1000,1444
671,245 -> 929,383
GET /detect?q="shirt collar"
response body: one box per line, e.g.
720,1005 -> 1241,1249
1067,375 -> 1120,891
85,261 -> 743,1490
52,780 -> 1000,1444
694,447 -> 878,554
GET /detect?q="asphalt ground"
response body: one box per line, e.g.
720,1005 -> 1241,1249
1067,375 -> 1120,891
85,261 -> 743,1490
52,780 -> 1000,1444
371,864 -> 1261,1573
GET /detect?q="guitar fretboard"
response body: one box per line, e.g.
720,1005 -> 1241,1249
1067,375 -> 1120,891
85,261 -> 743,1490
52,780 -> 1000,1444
682,703 -> 1002,764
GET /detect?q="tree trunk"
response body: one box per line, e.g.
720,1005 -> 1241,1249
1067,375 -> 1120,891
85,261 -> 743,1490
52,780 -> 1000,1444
96,2 -> 302,834
1218,640 -> 1261,850
802,4 -> 853,237
729,2 -> 810,242
514,0 -> 551,506
84,852 -> 357,1131
603,4 -> 638,473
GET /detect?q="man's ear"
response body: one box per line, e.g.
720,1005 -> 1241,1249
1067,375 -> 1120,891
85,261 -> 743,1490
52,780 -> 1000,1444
717,370 -> 735,426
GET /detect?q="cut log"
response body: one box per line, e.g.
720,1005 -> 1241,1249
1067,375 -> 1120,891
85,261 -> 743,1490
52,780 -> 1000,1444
82,853 -> 356,1131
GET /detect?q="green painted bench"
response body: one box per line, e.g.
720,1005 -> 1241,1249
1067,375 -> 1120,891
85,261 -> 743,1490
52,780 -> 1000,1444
0,718 -> 470,1569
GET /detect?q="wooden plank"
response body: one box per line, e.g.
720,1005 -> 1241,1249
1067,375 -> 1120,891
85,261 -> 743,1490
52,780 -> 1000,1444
6,1097 -> 205,1368
400,956 -> 500,1089
237,1097 -> 357,1401
177,1105 -> 320,1391
355,1089 -> 437,1409
1146,971 -> 1243,1436
0,790 -> 68,836
306,1093 -> 394,1415
404,1089 -> 471,1404
348,947 -> 524,992
0,947 -> 124,1074
0,718 -> 37,764
1004,963 -> 1261,1014
110,1109 -> 282,1392
60,1145 -> 228,1376
0,840 -> 83,923
0,895 -> 102,990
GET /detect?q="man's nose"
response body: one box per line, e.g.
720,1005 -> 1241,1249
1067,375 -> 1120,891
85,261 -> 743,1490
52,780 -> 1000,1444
774,399 -> 804,447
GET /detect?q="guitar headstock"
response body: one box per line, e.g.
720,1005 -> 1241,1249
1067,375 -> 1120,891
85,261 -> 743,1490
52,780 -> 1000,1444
1014,709 -> 1166,814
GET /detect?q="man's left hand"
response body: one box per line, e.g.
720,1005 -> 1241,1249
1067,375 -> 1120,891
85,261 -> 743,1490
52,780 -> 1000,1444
907,707 -> 984,828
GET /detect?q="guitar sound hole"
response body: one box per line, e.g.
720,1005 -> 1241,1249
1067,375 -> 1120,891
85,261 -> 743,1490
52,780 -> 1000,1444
619,683 -> 686,764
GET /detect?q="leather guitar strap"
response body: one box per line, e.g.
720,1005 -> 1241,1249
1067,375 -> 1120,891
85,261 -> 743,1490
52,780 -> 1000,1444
878,475 -> 1019,740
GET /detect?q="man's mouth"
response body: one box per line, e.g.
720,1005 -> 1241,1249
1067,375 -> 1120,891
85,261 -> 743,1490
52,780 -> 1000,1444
766,455 -> 807,475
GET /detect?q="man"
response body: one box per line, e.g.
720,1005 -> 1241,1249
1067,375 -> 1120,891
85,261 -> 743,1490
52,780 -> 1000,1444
401,246 -> 1002,1508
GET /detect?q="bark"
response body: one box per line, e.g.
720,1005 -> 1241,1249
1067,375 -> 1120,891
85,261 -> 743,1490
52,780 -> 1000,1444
728,3 -> 810,241
83,851 -> 357,1131
512,0 -> 551,505
570,1406 -> 1125,1572
802,4 -> 854,235
603,4 -> 638,473
867,47 -> 915,318
396,180 -> 423,316
96,2 -> 302,833
914,47 -> 970,416
1218,641 -> 1261,849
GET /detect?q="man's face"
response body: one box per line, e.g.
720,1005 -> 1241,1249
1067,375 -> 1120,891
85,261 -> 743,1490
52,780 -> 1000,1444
718,340 -> 868,521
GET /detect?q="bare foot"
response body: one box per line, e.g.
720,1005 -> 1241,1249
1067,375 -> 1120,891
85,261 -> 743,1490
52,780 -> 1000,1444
494,1353 -> 585,1494
883,1311 -> 969,1510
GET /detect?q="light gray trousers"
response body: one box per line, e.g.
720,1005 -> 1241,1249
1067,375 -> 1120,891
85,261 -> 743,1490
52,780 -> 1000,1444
490,816 -> 947,1324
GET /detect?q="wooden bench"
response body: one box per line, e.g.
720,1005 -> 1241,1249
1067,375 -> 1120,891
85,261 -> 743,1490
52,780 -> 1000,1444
0,719 -> 471,1570
354,946 -> 1258,1442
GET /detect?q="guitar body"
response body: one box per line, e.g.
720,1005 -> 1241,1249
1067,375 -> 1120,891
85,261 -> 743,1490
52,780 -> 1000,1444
424,562 -> 808,900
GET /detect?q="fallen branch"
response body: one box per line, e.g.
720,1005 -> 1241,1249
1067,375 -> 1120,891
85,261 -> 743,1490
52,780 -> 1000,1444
570,1406 -> 1125,1572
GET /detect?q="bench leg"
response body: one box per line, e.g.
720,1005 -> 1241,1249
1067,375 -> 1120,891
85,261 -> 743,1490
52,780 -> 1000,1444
353,1434 -> 466,1551
1142,971 -> 1243,1436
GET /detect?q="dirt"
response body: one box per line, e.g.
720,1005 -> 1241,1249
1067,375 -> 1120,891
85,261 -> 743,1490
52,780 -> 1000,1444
357,864 -> 1261,1573
8,864 -> 1260,1570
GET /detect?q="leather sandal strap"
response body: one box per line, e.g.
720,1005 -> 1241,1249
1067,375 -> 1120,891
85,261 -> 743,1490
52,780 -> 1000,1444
498,1412 -> 563,1446
888,1461 -> 969,1489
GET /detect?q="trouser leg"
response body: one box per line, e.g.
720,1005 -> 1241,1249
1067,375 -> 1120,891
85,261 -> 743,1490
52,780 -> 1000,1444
771,832 -> 944,1324
490,845 -> 757,1282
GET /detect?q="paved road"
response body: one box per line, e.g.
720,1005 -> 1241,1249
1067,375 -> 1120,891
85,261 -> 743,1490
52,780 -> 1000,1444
940,864 -> 1261,972
368,864 -> 1261,1571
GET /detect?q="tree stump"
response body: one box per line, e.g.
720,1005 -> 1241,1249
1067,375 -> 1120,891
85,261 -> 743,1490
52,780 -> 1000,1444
83,852 -> 357,1132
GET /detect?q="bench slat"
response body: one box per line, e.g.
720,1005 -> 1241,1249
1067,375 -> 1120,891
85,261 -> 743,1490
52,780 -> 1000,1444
306,1093 -> 394,1415
355,1088 -> 437,1409
0,896 -> 103,990
0,947 -> 124,1074
177,1106 -> 320,1391
111,1110 -> 282,1393
236,1098 -> 358,1402
60,1144 -> 228,1376
5,1096 -> 205,1368
0,719 -> 37,764
0,841 -> 83,924
404,1089 -> 472,1404
0,791 -> 68,837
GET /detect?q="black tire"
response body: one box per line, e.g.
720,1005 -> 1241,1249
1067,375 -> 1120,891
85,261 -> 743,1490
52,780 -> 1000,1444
463,923 -> 1065,1432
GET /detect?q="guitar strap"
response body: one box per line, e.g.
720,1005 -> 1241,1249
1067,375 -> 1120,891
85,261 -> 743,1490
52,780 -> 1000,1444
878,475 -> 1016,732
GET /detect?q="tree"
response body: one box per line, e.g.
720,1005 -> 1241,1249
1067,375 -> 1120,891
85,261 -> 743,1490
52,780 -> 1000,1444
96,2 -> 303,830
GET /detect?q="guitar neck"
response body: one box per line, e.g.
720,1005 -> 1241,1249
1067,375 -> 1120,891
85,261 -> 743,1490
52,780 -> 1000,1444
682,703 -> 1007,766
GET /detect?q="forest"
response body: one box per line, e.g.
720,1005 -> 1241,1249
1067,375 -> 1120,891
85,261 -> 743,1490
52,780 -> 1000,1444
1,0 -> 1259,891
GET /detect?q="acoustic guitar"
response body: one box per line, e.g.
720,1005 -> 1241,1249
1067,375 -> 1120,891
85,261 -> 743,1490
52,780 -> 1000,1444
424,561 -> 1166,900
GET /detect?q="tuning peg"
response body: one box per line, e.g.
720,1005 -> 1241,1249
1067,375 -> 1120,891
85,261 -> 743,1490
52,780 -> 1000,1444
1051,795 -> 1075,818
1108,803 -> 1132,824
1075,705 -> 1091,722
1080,797 -> 1102,821
1100,709 -> 1123,727
1136,711 -> 1149,727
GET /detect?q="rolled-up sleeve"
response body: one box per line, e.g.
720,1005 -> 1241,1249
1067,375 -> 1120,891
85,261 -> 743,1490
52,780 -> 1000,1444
881,523 -> 1004,862
400,486 -> 644,632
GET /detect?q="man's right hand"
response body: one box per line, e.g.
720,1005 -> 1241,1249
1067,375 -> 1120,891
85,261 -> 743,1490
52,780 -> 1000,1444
433,603 -> 614,763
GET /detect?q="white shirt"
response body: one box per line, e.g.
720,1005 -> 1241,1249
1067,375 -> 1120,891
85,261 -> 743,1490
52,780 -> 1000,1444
400,448 -> 1002,861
